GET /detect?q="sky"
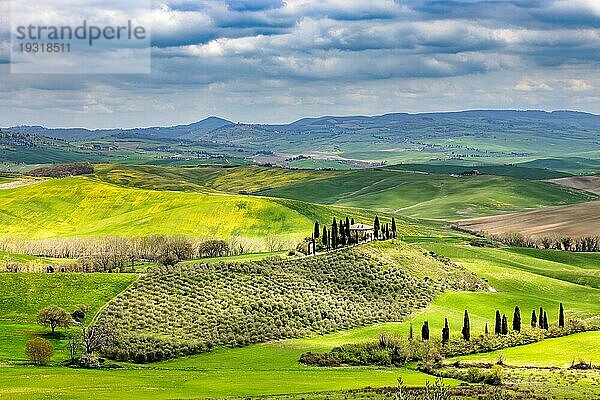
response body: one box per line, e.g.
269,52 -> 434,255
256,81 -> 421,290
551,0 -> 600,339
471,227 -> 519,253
1,0 -> 599,128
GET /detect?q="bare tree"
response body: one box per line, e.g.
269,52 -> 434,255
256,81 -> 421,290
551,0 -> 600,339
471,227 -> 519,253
81,325 -> 113,355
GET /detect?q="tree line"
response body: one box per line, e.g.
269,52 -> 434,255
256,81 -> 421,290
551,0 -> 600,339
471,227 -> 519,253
419,303 -> 567,343
2,236 -> 237,273
300,302 -> 584,372
453,228 -> 600,253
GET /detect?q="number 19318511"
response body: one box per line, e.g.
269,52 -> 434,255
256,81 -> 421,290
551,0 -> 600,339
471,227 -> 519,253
19,43 -> 71,53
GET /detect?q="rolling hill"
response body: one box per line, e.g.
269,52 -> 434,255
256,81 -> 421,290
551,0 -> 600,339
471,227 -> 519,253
2,237 -> 599,398
91,164 -> 595,220
0,175 -> 429,243
97,241 -> 485,362
456,200 -> 600,238
252,169 -> 594,220
549,175 -> 600,195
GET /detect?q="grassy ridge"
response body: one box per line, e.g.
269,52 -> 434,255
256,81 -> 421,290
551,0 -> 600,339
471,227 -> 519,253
453,331 -> 600,367
0,173 -> 453,241
384,163 -> 572,180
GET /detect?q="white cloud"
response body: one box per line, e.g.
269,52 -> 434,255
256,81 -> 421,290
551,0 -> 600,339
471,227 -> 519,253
1,0 -> 600,127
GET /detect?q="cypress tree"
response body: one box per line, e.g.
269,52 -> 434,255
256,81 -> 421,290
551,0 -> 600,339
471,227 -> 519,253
495,310 -> 502,335
485,323 -> 489,335
513,306 -> 521,332
391,217 -> 397,239
543,311 -> 549,330
322,227 -> 328,249
531,310 -> 537,328
331,218 -> 338,249
442,318 -> 450,345
409,322 -> 414,340
340,220 -> 346,246
374,216 -> 380,239
385,224 -> 390,240
501,314 -> 508,335
314,221 -> 320,239
345,217 -> 351,239
351,218 -> 355,225
421,321 -> 430,341
311,236 -> 316,255
462,310 -> 470,341
539,307 -> 544,328
559,303 -> 565,328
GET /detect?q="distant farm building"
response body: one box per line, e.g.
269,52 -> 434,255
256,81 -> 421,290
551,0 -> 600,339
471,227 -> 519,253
350,223 -> 374,241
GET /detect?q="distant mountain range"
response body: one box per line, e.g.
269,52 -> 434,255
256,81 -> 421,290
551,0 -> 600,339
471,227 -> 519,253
2,110 -> 599,171
6,110 -> 598,142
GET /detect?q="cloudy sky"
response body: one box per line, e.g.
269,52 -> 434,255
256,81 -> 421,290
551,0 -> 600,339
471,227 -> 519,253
1,0 -> 600,128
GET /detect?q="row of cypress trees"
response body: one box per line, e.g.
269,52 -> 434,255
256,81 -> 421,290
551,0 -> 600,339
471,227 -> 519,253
312,216 -> 398,253
373,216 -> 398,240
416,303 -> 565,343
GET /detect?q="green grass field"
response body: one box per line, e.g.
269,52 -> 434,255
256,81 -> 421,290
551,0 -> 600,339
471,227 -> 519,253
256,170 -> 594,220
0,163 -> 598,399
383,163 -> 573,180
0,273 -> 136,363
0,251 -> 75,267
453,331 -> 600,367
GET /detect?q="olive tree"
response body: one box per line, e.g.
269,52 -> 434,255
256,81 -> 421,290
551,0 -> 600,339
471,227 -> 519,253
37,306 -> 72,334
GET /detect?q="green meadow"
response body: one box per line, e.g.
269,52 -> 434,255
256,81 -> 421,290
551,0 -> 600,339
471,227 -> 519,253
257,171 -> 594,220
0,177 -> 370,240
453,331 -> 600,367
0,273 -> 136,363
0,162 -> 598,399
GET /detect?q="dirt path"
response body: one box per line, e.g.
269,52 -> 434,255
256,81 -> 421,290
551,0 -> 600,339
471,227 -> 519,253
0,179 -> 45,190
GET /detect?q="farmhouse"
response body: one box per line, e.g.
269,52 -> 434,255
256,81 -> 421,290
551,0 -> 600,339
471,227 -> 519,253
350,223 -> 374,241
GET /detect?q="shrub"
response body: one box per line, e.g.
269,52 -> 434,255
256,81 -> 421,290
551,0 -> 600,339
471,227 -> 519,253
71,309 -> 86,323
395,377 -> 450,400
25,338 -> 53,365
157,251 -> 179,267
78,353 -> 102,369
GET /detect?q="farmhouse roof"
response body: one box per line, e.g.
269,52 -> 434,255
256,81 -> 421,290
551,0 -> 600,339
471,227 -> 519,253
350,223 -> 374,231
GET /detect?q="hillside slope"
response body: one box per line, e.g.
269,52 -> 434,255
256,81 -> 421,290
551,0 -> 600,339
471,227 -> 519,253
97,241 -> 485,362
0,176 -> 430,242
457,201 -> 600,237
0,177 -> 310,240
255,169 -> 594,220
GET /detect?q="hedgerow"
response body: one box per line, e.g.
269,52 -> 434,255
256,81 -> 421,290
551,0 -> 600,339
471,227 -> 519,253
97,243 -> 483,362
